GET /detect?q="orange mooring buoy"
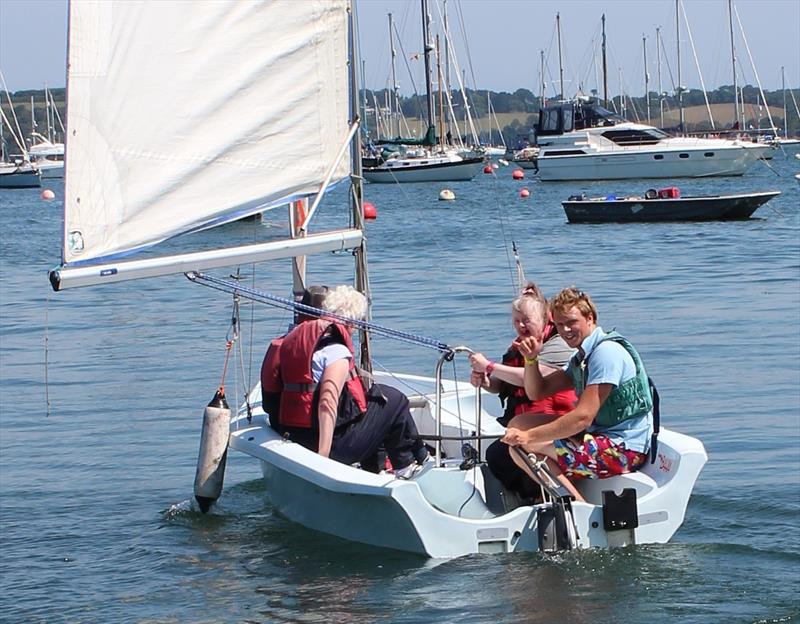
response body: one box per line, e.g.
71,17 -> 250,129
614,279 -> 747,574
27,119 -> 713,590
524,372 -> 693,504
363,201 -> 377,220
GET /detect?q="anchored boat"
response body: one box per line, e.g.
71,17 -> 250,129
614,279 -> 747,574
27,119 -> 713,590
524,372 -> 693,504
562,187 -> 781,223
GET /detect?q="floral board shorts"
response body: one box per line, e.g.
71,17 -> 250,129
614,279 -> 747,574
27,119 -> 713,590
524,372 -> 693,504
554,433 -> 647,479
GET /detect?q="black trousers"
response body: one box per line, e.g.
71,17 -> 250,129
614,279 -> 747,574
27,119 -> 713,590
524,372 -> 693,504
485,437 -> 541,499
281,384 -> 425,472
331,384 -> 425,471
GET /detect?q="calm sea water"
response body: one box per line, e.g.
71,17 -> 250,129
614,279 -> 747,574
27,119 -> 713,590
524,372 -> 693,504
1,156 -> 799,623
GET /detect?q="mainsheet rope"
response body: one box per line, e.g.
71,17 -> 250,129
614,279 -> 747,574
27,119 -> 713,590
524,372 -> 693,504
186,272 -> 452,354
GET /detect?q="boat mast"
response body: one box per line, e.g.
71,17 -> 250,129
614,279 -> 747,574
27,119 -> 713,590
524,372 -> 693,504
656,26 -> 664,128
728,0 -> 740,128
540,50 -> 546,107
643,34 -> 650,124
436,34 -> 445,147
349,2 -> 371,372
443,0 -> 451,139
556,13 -> 564,99
388,13 -> 399,138
421,0 -> 435,144
601,14 -> 608,107
782,65 -> 787,139
676,0 -> 684,131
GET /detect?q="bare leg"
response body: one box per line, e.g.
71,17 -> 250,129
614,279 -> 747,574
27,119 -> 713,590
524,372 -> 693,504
508,441 -> 586,503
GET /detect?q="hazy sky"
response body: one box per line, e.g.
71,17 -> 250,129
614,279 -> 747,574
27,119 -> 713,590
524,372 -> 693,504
1,0 -> 798,97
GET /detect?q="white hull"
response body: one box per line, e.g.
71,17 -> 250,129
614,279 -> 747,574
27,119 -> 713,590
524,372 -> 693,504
230,371 -> 707,558
537,142 -> 768,181
363,157 -> 485,183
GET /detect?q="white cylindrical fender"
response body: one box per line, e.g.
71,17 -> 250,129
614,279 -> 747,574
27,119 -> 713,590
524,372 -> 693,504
193,389 -> 231,513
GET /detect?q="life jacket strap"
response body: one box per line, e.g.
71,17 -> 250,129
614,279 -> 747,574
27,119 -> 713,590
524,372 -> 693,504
283,382 -> 317,392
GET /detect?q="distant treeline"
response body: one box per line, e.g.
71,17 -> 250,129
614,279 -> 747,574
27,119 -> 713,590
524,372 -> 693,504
363,84 -> 800,143
2,85 -> 797,151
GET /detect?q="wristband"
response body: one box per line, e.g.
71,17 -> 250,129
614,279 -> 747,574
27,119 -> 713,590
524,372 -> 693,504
524,356 -> 539,365
485,361 -> 496,377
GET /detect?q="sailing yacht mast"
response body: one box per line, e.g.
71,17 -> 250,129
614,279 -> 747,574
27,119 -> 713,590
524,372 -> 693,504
349,2 -> 371,371
388,13 -> 400,138
421,0 -> 435,143
782,66 -> 788,139
643,34 -> 650,124
539,50 -> 546,107
556,13 -> 564,99
443,0 -> 451,139
656,27 -> 664,129
728,0 -> 740,128
676,0 -> 684,131
602,14 -> 608,107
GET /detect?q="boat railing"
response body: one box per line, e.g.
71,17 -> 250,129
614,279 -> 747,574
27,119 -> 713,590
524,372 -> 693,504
434,346 -> 482,465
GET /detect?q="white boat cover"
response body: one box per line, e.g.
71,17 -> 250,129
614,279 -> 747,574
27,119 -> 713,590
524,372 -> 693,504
63,0 -> 350,265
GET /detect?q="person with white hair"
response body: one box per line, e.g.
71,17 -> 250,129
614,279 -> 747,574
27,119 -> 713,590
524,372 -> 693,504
264,284 -> 429,477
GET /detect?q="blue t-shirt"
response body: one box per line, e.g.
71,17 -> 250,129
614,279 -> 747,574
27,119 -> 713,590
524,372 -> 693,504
311,343 -> 352,383
566,327 -> 653,453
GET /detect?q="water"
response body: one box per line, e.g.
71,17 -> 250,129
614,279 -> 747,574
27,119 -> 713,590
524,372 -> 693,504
1,158 -> 799,623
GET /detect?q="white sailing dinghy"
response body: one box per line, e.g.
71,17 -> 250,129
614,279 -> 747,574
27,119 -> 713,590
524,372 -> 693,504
50,0 -> 706,558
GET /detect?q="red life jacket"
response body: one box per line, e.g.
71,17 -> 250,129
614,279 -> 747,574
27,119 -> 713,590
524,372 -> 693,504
260,336 -> 284,427
277,318 -> 368,429
497,323 -> 577,422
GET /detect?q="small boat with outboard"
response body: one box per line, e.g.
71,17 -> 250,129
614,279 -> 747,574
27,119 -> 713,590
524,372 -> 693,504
562,187 -> 781,223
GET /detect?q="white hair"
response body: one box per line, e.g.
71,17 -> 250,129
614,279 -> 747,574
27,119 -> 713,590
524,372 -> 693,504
322,285 -> 367,321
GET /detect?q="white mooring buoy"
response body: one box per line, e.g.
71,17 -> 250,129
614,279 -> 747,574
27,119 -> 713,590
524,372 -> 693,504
438,189 -> 455,201
193,388 -> 231,512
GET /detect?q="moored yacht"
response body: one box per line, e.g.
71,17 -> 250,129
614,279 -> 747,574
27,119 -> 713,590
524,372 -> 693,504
0,161 -> 41,189
363,145 -> 485,183
533,98 -> 771,181
28,134 -> 65,179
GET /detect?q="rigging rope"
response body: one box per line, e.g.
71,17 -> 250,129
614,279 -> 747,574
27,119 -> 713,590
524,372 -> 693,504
186,272 -> 452,353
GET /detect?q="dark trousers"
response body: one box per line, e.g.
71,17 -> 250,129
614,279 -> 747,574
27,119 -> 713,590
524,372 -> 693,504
330,384 -> 424,471
486,438 -> 541,499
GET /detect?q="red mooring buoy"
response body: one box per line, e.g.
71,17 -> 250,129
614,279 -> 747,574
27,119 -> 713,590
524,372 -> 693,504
483,165 -> 493,174
520,188 -> 530,198
363,201 -> 377,220
512,169 -> 524,180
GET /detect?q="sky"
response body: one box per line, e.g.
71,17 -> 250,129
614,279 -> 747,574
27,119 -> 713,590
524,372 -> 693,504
1,0 -> 798,97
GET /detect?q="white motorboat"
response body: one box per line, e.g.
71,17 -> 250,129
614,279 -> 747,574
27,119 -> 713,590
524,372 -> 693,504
28,135 -> 65,179
533,98 -> 771,181
48,0 -> 707,559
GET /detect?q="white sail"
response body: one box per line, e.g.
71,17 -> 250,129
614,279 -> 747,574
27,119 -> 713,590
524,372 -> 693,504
63,0 -> 351,266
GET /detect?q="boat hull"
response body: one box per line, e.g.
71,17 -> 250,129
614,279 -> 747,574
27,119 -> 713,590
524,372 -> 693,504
363,157 -> 485,183
229,373 -> 707,558
537,144 -> 769,181
0,170 -> 42,188
562,191 -> 781,223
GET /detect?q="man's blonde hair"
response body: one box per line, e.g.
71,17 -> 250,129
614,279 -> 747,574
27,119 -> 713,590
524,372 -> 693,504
549,286 -> 598,321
